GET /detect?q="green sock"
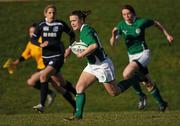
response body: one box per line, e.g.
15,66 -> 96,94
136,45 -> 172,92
150,86 -> 165,106
132,82 -> 146,97
75,93 -> 86,118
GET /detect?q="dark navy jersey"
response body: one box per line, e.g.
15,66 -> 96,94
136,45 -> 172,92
31,19 -> 75,57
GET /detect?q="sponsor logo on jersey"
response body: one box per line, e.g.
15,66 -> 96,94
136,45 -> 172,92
43,26 -> 49,31
43,32 -> 57,37
122,30 -> 128,35
53,26 -> 59,32
136,28 -> 141,34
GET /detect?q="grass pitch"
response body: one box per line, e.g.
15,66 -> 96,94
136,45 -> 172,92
0,0 -> 180,126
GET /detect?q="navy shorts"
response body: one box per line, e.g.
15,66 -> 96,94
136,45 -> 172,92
43,55 -> 64,73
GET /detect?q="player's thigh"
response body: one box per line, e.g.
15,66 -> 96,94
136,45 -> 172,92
76,72 -> 97,93
123,61 -> 139,79
40,66 -> 56,82
103,80 -> 120,96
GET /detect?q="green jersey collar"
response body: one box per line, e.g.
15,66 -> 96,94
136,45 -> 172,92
125,16 -> 136,25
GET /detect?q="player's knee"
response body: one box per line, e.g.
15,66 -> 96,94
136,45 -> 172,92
145,82 -> 154,92
108,91 -> 119,97
123,72 -> 130,80
27,79 -> 35,87
76,84 -> 85,93
40,75 -> 47,83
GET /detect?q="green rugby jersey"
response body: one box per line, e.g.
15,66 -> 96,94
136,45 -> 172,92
80,24 -> 107,64
116,18 -> 154,54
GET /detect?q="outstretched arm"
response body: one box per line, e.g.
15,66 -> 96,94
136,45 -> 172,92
63,21 -> 76,59
12,42 -> 31,66
154,20 -> 174,45
110,27 -> 119,46
64,30 -> 76,59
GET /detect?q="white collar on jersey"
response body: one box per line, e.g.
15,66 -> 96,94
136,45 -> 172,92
80,24 -> 87,31
125,16 -> 136,25
44,18 -> 63,26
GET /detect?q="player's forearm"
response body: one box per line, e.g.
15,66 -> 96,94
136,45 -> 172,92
154,20 -> 170,37
13,56 -> 25,65
69,30 -> 76,45
110,36 -> 117,46
78,43 -> 97,58
110,27 -> 119,46
19,56 -> 25,62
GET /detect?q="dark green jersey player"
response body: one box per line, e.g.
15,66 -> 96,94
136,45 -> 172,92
80,24 -> 107,64
110,4 -> 173,111
116,18 -> 154,54
64,10 -> 144,121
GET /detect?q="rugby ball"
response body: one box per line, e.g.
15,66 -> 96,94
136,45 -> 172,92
71,41 -> 88,55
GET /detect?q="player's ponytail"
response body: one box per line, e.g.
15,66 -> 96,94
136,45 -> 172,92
71,10 -> 91,22
81,10 -> 91,18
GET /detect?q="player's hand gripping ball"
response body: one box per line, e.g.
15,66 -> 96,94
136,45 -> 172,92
70,41 -> 87,55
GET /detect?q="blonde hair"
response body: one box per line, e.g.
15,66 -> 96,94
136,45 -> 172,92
44,4 -> 57,15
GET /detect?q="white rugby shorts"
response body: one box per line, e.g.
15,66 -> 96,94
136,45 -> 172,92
83,58 -> 115,83
128,49 -> 151,67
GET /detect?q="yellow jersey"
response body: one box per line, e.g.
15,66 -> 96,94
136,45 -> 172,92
21,37 -> 45,70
